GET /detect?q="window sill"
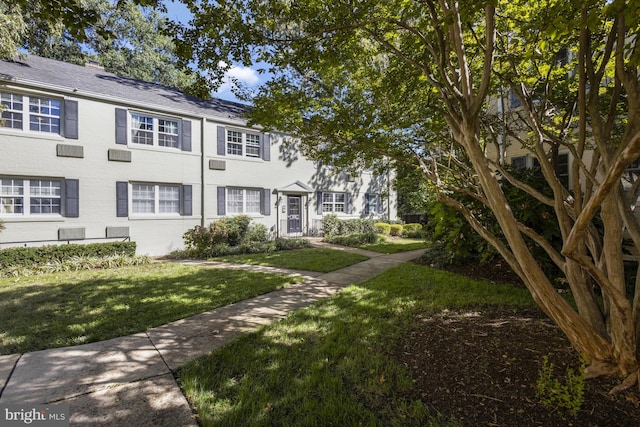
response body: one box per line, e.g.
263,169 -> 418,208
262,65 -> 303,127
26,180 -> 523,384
220,155 -> 264,163
127,214 -> 196,220
0,215 -> 65,223
0,128 -> 64,142
127,143 -> 196,155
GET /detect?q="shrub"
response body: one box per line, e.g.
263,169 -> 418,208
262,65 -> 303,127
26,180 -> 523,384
322,214 -> 376,237
0,220 -> 4,234
402,223 -> 424,238
325,232 -> 382,247
183,215 -> 255,256
322,214 -> 341,237
536,355 -> 585,415
275,237 -> 312,251
389,224 -> 403,236
246,223 -> 270,242
0,242 -> 136,270
374,222 -> 391,235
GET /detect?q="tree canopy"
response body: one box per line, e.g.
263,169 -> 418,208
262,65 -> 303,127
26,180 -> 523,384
2,0 -> 193,90
175,0 -> 640,390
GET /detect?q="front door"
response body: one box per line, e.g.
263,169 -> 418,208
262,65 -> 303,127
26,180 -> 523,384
287,195 -> 302,233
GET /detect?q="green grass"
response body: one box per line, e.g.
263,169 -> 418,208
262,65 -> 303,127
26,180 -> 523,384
212,248 -> 369,272
180,262 -> 535,426
0,263 -> 302,355
359,237 -> 429,253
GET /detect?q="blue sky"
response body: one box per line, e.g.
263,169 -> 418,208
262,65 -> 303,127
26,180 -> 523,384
164,1 -> 264,104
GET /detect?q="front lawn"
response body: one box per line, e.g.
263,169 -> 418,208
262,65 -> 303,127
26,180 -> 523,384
0,263 -> 302,354
180,262 -> 534,426
212,248 -> 369,272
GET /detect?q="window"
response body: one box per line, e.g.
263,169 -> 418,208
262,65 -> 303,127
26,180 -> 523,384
227,188 -> 262,214
1,178 -> 61,215
116,108 -> 190,151
1,92 -> 61,134
511,156 -> 528,169
322,192 -> 345,213
130,113 -> 180,148
131,183 -> 181,214
556,153 -> 570,189
227,130 -> 243,155
226,130 -> 261,158
365,194 -> 381,215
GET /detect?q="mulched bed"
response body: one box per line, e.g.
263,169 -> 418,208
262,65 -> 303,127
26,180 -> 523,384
392,259 -> 640,426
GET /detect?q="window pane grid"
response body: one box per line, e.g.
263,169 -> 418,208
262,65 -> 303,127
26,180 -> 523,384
158,119 -> 179,148
322,192 -> 345,213
131,114 -> 154,145
227,130 -> 243,155
227,189 -> 244,214
1,92 -> 23,129
132,184 -> 155,213
1,93 -> 61,134
246,189 -> 261,213
28,97 -> 61,133
30,198 -> 61,214
159,185 -> 180,213
1,178 -> 61,216
246,134 -> 261,158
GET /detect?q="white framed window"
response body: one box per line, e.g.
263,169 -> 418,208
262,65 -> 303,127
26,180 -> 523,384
365,194 -> 380,215
226,130 -> 261,158
226,188 -> 262,214
1,92 -> 61,134
131,183 -> 181,215
1,178 -> 61,215
130,113 -> 180,148
322,192 -> 345,213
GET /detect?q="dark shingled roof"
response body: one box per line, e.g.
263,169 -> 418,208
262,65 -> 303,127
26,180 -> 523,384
0,55 -> 249,120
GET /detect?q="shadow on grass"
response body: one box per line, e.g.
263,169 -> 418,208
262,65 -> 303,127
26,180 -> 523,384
0,264 -> 300,354
179,263 -> 534,426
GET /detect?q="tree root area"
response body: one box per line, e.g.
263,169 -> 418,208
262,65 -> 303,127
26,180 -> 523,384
391,306 -> 640,426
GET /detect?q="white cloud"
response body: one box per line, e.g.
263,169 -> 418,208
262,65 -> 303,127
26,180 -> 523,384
226,65 -> 260,86
214,62 -> 262,102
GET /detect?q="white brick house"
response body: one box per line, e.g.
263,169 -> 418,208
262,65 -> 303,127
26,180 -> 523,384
0,56 -> 396,255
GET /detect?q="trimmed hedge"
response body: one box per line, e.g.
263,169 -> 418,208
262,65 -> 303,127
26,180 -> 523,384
402,223 -> 424,238
389,224 -> 404,236
0,242 -> 137,269
322,214 -> 376,237
374,222 -> 391,235
324,232 -> 382,246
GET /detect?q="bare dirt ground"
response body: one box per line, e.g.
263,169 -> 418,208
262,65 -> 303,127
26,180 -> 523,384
392,259 -> 640,426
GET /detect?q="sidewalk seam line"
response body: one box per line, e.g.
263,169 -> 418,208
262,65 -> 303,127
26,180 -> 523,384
0,353 -> 22,399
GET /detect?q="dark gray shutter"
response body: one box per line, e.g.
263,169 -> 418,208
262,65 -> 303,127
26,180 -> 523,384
65,179 -> 79,217
182,185 -> 192,216
181,120 -> 192,152
217,186 -> 226,215
364,194 -> 371,215
346,193 -> 353,214
262,189 -> 271,216
262,133 -> 270,161
116,181 -> 128,217
217,126 -> 226,156
115,108 -> 128,145
64,100 -> 78,139
316,191 -> 323,215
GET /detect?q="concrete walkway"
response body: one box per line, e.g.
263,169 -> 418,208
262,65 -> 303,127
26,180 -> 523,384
0,245 -> 425,426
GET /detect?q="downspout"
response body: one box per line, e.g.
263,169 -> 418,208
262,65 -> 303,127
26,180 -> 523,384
275,190 -> 280,237
305,195 -> 309,235
200,118 -> 206,227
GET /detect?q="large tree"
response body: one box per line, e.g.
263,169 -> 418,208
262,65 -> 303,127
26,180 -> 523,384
175,0 -> 640,390
2,0 -> 192,90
